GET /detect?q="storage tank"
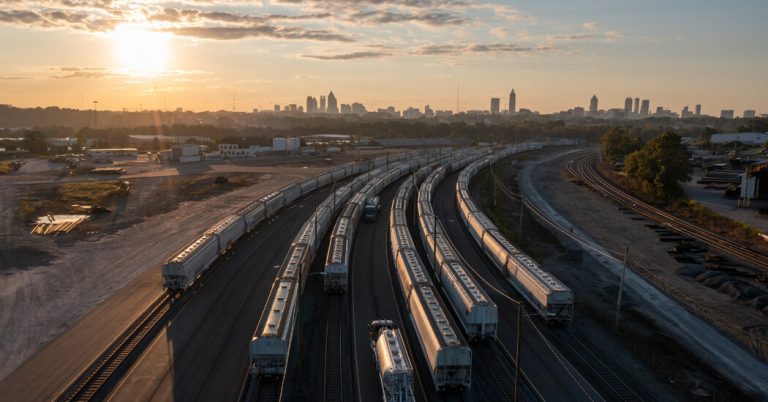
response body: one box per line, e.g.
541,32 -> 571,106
272,137 -> 287,152
287,137 -> 300,153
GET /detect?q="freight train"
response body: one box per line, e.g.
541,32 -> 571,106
456,144 -> 574,323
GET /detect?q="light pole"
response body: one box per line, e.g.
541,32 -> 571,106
514,301 -> 522,402
93,100 -> 99,130
614,247 -> 629,332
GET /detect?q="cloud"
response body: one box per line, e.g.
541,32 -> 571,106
167,25 -> 354,42
604,31 -> 624,42
550,34 -> 594,41
490,27 -> 509,39
413,42 -> 553,56
582,21 -> 599,30
348,10 -> 465,26
0,76 -> 28,80
49,67 -> 120,79
301,51 -> 391,60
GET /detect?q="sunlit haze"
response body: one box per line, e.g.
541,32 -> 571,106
0,0 -> 766,113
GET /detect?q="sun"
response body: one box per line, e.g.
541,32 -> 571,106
113,24 -> 170,76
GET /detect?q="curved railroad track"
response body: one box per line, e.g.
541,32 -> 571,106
567,151 -> 768,270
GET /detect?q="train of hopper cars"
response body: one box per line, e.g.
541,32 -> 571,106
417,153 -> 499,341
160,152 -> 422,297
323,151 -> 462,293
389,165 -> 473,391
249,152 -> 445,377
456,143 -> 574,323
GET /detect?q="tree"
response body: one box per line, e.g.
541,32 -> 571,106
601,127 -> 642,163
624,131 -> 691,202
22,130 -> 48,154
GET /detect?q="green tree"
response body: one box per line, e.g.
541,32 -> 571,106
624,131 -> 691,202
601,127 -> 642,163
22,131 -> 48,154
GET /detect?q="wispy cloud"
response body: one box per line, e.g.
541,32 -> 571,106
604,31 -> 624,42
301,51 -> 391,60
49,67 -> 121,79
582,21 -> 599,30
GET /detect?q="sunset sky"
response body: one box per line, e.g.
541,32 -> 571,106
1,0 -> 766,114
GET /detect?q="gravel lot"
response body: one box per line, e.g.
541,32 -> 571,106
0,156 -> 351,381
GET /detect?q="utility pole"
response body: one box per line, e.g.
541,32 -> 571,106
93,100 -> 99,130
514,302 -> 522,402
614,247 -> 629,332
518,197 -> 524,240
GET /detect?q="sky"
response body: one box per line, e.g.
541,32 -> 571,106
0,0 -> 766,115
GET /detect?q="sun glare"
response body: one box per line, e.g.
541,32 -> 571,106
113,25 -> 170,76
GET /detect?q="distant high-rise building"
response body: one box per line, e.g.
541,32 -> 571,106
633,98 -> 640,114
327,91 -> 339,114
656,106 -> 664,115
274,104 -> 280,113
624,97 -> 632,117
490,98 -> 500,115
720,110 -> 734,119
306,96 -> 317,114
681,106 -> 691,118
589,95 -> 598,114
508,89 -> 516,115
340,104 -> 352,114
319,96 -> 326,113
351,102 -> 367,115
695,104 -> 701,116
424,105 -> 434,118
640,99 -> 650,116
743,109 -> 756,118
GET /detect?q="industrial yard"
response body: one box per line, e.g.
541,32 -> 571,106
1,144 -> 767,402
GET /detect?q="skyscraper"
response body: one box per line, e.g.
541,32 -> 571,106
695,104 -> 701,116
589,95 -> 598,114
326,91 -> 339,114
744,110 -> 756,118
624,97 -> 632,117
720,110 -> 734,119
633,98 -> 640,114
306,96 -> 317,114
490,98 -> 500,115
640,99 -> 650,116
508,89 -> 516,115
319,95 -> 326,113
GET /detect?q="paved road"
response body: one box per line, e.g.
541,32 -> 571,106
520,149 -> 768,399
432,169 -> 601,402
107,186 -> 338,401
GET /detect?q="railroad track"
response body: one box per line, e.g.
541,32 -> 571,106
56,294 -> 171,401
556,331 -> 642,401
567,152 -> 768,270
474,340 -> 542,402
323,296 -> 344,402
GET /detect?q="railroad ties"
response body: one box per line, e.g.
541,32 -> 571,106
57,295 -> 171,401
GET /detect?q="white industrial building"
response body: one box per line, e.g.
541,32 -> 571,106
85,148 -> 138,159
710,132 -> 768,145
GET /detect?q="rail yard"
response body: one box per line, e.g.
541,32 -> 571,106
1,144 -> 767,402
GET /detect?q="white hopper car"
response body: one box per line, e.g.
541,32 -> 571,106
417,163 -> 498,340
456,145 -> 574,323
161,153 -> 402,297
389,176 -> 472,391
251,161 -> 415,376
370,320 -> 416,402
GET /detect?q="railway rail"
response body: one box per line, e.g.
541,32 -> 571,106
56,294 -> 171,401
323,296 -> 345,402
567,151 -> 768,270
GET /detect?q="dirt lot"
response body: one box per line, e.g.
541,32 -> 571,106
471,148 -> 760,401
0,151 -> 379,381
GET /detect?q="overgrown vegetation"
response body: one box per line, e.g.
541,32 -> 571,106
600,127 -> 642,164
622,131 -> 692,202
18,181 -> 128,223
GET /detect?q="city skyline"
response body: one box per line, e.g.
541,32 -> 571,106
0,1 -> 766,113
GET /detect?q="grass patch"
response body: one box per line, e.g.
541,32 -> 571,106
57,181 -> 126,204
